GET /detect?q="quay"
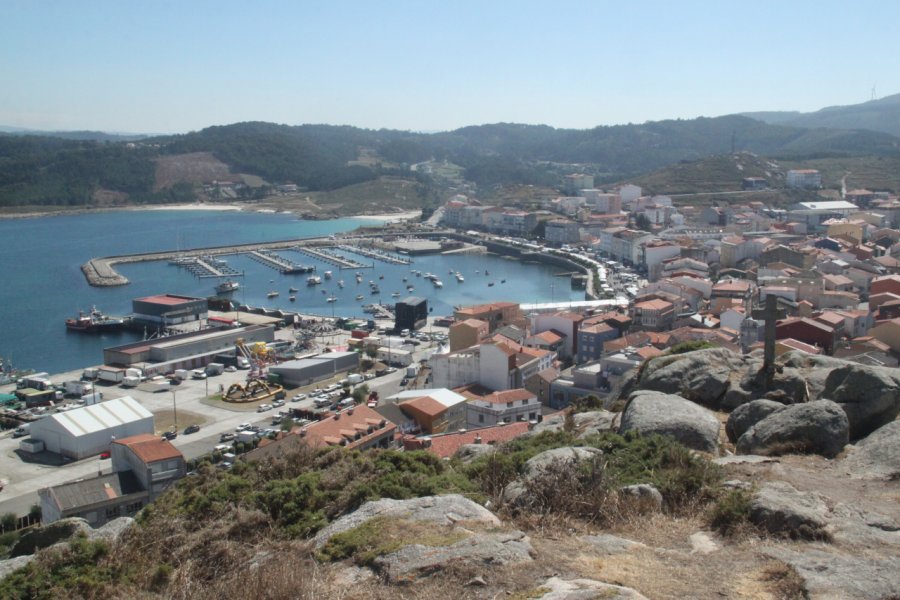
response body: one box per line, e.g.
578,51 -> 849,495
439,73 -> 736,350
293,246 -> 370,270
247,250 -> 314,274
336,244 -> 411,265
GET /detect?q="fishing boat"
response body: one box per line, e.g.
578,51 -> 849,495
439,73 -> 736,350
65,306 -> 127,333
215,280 -> 240,294
267,291 -> 279,298
307,275 -> 322,286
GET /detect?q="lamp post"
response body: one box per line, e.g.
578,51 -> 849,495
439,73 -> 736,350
171,390 -> 178,432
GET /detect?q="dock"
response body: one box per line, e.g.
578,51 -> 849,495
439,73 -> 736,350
337,244 -> 412,265
248,250 -> 315,274
293,246 -> 370,270
171,256 -> 244,279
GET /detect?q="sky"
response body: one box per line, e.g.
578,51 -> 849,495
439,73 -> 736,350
2,0 -> 899,134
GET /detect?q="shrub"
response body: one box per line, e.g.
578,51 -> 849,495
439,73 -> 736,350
709,488 -> 754,536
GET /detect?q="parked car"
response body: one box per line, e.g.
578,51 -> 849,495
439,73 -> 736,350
224,365 -> 237,373
257,403 -> 272,412
219,432 -> 235,442
272,399 -> 285,408
184,424 -> 200,435
235,423 -> 251,431
12,427 -> 28,438
162,431 -> 177,440
99,451 -> 111,459
291,393 -> 307,402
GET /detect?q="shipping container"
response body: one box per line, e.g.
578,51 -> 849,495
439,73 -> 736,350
205,362 -> 225,376
64,380 -> 93,397
82,367 -> 99,380
121,375 -> 141,387
97,367 -> 125,383
174,369 -> 189,381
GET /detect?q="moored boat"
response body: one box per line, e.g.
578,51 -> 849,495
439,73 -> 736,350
267,291 -> 279,298
65,307 -> 127,333
215,279 -> 240,294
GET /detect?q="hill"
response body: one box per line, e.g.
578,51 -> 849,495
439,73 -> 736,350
741,92 -> 900,137
2,115 -> 900,211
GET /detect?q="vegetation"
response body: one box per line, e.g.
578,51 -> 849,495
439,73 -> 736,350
709,488 -> 754,537
667,340 -> 715,355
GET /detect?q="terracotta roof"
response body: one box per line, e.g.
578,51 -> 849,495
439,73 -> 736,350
532,330 -> 564,344
400,395 -> 447,418
113,433 -> 183,464
634,298 -> 673,311
299,405 -> 396,450
420,422 -> 532,458
635,346 -> 664,360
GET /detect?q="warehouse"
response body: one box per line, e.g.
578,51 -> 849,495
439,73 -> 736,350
104,324 -> 274,370
23,397 -> 154,460
268,351 -> 359,387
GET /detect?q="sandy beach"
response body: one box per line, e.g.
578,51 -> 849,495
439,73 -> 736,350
0,204 -> 421,221
351,210 -> 422,222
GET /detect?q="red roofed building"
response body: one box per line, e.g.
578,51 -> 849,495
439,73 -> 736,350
457,386 -> 542,428
449,318 -> 489,351
870,275 -> 900,298
453,302 -> 524,333
404,421 -> 532,458
776,317 -> 837,354
630,298 -> 675,331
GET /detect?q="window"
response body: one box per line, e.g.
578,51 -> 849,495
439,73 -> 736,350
521,399 -> 528,406
478,414 -> 484,423
125,502 -> 143,514
506,401 -> 513,408
105,506 -> 121,519
529,412 -> 537,420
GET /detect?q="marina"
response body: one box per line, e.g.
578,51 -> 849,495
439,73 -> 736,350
293,246 -> 370,270
247,250 -> 315,274
336,244 -> 411,265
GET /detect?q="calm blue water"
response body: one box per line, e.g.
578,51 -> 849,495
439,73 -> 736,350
0,210 -> 582,374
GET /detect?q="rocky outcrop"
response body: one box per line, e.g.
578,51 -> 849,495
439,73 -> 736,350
529,410 -> 616,438
618,484 -> 663,512
735,400 -> 849,458
725,399 -> 785,443
454,443 -> 495,463
619,391 -> 721,454
580,534 -> 646,555
503,447 -> 604,505
749,482 -> 830,540
633,347 -> 753,409
529,576 -> 649,599
9,516 -> 133,558
314,495 -> 499,548
840,420 -> 900,479
372,530 -> 534,583
764,547 -> 900,600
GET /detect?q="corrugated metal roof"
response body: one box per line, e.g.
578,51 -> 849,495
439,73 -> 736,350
49,396 -> 152,437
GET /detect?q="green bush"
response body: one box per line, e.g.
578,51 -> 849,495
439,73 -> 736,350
709,488 -> 754,536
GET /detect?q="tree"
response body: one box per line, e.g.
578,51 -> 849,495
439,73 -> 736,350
635,213 -> 652,231
351,384 -> 370,405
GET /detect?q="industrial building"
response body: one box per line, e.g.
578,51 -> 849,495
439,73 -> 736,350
23,397 -> 154,460
132,294 -> 208,327
267,351 -> 360,387
39,433 -> 185,526
395,296 -> 427,332
103,324 -> 275,374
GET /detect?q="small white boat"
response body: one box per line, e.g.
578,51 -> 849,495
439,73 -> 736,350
324,271 -> 333,279
338,280 -> 344,288
455,272 -> 464,282
215,280 -> 240,293
326,296 -> 338,303
307,275 -> 322,286
356,294 -> 364,301
289,296 -> 296,302
433,279 -> 443,288
288,286 -> 299,293
267,291 -> 279,298
391,292 -> 401,297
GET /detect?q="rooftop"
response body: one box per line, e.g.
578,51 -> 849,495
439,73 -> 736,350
46,397 -> 152,438
134,294 -> 202,306
113,433 -> 182,464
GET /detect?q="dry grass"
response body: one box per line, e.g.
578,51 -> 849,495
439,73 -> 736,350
152,409 -> 209,433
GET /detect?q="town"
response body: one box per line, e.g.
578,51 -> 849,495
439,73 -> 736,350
2,163 -> 898,531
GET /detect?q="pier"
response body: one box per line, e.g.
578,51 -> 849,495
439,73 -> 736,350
337,244 -> 412,265
170,256 -> 244,279
248,250 -> 315,274
293,246 -> 370,270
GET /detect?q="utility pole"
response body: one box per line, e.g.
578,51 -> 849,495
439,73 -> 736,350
171,390 -> 178,432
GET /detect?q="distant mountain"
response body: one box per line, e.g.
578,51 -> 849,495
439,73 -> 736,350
0,126 -> 150,142
740,93 -> 900,137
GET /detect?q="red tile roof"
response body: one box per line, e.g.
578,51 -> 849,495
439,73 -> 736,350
420,422 -> 532,458
113,433 -> 182,464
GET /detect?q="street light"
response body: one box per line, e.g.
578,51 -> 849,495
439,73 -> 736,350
171,390 -> 178,432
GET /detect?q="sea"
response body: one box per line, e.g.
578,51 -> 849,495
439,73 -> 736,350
0,209 -> 583,375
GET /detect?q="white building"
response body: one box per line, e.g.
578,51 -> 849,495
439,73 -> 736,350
786,169 -> 822,189
25,397 -> 154,460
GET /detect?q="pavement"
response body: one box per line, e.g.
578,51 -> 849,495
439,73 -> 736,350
0,321 -> 445,517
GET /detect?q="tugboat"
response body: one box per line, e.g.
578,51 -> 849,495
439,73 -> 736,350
65,307 -> 127,333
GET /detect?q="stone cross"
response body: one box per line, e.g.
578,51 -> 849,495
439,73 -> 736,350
752,294 -> 786,384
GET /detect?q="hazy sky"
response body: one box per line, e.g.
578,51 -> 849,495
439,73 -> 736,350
2,0 -> 898,134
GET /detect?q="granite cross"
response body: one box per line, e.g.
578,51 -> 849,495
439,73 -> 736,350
751,294 -> 786,384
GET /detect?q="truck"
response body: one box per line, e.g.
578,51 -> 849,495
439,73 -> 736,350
406,364 -> 418,378
347,373 -> 364,385
173,369 -> 189,381
97,367 -> 125,384
205,362 -> 225,376
64,380 -> 93,397
121,375 -> 141,387
125,368 -> 143,381
236,431 -> 257,445
82,367 -> 99,381
376,347 -> 412,367
16,373 -> 50,390
82,391 -> 104,405
191,369 -> 207,380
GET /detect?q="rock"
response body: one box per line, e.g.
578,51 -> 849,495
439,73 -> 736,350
91,517 -> 134,543
749,482 -> 830,540
781,352 -> 900,439
503,447 -> 604,505
840,419 -> 900,479
722,479 -> 752,490
530,410 -> 617,437
764,547 -> 900,600
736,400 -> 849,458
619,391 -> 721,454
372,530 -> 533,583
712,455 -> 779,466
313,495 -> 500,549
580,534 -> 645,555
466,575 -> 487,587
635,347 -> 752,409
530,576 -> 649,599
618,484 -> 663,512
0,554 -> 36,580
688,531 -> 719,554
455,443 -> 495,463
9,517 -> 93,557
725,399 -> 786,443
